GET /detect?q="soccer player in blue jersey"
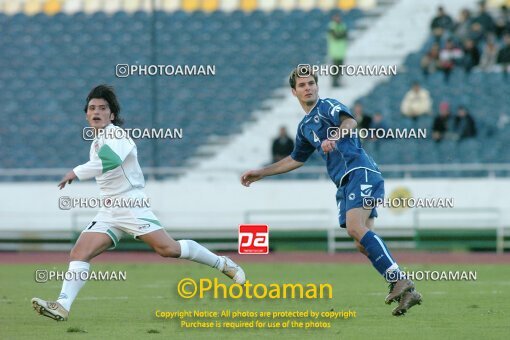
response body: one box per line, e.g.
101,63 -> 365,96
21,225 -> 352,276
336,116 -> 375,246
241,68 -> 422,316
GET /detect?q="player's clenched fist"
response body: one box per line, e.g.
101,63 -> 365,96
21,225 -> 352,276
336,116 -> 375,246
241,170 -> 264,187
321,139 -> 337,153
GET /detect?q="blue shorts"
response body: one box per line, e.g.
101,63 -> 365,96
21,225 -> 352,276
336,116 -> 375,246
336,168 -> 385,228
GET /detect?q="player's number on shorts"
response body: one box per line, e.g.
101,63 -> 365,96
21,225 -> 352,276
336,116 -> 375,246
85,221 -> 97,230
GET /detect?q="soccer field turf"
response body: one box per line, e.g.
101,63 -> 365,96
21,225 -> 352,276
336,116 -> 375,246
2,262 -> 509,339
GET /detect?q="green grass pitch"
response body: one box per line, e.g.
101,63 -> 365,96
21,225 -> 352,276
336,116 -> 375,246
1,262 -> 509,339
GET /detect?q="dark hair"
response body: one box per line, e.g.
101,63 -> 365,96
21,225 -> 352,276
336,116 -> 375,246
84,84 -> 124,126
288,67 -> 318,89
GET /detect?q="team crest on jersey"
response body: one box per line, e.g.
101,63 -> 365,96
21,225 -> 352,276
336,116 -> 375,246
314,115 -> 320,123
138,224 -> 151,231
94,141 -> 99,153
360,184 -> 373,197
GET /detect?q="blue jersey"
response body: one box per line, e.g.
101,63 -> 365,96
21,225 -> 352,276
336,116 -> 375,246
290,98 -> 380,186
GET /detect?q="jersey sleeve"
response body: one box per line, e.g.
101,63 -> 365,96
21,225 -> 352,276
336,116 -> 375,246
290,124 -> 315,163
73,131 -> 135,180
323,99 -> 354,127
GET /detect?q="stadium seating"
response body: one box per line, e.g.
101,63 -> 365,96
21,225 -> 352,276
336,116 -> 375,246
2,7 -> 507,181
354,54 -> 510,169
0,9 -> 362,180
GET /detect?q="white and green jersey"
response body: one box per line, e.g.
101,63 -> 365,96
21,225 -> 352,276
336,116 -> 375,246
73,124 -> 145,197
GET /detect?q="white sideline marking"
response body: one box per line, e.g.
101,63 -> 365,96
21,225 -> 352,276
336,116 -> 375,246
78,296 -> 129,301
473,281 -> 510,286
141,284 -> 167,288
77,295 -> 167,301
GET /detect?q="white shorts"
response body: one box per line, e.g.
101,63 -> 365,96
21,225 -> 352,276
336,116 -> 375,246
81,206 -> 163,248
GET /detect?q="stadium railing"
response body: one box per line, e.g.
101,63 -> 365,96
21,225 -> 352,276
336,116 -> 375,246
66,209 -> 336,252
413,208 -> 506,254
328,224 -> 416,254
67,208 -> 508,253
244,209 -> 335,252
2,163 -> 510,180
70,210 -> 240,251
1,206 -> 508,252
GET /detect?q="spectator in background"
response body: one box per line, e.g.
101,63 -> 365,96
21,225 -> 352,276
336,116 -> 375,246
480,37 -> 499,70
430,6 -> 454,41
371,112 -> 389,130
439,39 -> 464,82
462,39 -> 480,73
370,112 -> 392,141
497,112 -> 509,130
327,14 -> 348,87
472,1 -> 495,35
421,43 -> 441,76
497,33 -> 510,78
400,82 -> 432,121
454,9 -> 473,43
353,102 -> 372,130
495,5 -> 510,39
271,126 -> 294,162
432,101 -> 453,142
453,106 -> 477,140
468,22 -> 485,46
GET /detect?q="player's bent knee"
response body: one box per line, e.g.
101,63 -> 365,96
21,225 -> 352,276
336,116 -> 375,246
346,227 -> 356,239
354,240 -> 362,251
69,247 -> 94,262
346,223 -> 369,242
354,241 -> 367,254
155,245 -> 180,258
346,226 -> 362,241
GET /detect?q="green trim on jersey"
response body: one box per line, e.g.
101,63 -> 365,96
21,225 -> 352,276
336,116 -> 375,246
138,218 -> 162,227
98,144 -> 123,173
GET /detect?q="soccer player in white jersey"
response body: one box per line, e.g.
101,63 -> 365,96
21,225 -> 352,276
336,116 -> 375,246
32,85 -> 245,321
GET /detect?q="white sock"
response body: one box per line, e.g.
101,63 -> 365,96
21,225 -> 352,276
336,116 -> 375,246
178,240 -> 224,269
384,263 -> 406,281
385,263 -> 399,273
56,261 -> 90,311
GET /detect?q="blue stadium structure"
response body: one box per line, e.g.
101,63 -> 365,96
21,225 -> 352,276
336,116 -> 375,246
0,9 -> 362,181
1,8 -> 508,181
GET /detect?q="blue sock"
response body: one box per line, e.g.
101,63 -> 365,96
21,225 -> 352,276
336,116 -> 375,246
360,230 -> 402,281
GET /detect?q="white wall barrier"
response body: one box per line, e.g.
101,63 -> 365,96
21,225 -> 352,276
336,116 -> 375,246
0,178 -> 508,251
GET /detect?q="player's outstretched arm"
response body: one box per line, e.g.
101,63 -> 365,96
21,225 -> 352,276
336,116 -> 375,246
58,170 -> 77,190
240,156 -> 304,187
